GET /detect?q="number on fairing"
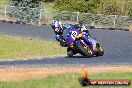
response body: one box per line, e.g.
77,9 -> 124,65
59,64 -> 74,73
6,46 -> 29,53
71,31 -> 77,39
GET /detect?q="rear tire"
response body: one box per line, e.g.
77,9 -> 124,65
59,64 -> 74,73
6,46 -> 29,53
100,51 -> 104,56
76,42 -> 93,57
96,50 -> 104,56
95,44 -> 104,56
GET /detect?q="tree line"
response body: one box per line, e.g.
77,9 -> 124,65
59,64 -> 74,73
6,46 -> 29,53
54,0 -> 132,16
10,0 -> 132,16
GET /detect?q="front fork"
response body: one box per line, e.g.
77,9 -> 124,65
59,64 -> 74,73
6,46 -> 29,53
82,33 -> 102,53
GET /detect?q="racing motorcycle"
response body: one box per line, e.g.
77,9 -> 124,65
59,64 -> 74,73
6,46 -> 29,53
63,26 -> 104,57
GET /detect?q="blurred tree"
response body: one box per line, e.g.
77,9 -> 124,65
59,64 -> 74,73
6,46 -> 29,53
54,0 -> 132,16
99,0 -> 132,16
128,8 -> 132,16
42,0 -> 55,2
10,0 -> 41,7
9,0 -> 41,22
54,0 -> 100,13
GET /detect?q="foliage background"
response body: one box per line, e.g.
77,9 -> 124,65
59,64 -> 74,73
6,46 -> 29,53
54,0 -> 132,16
8,0 -> 42,22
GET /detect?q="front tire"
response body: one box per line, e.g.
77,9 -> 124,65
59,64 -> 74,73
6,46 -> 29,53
67,51 -> 74,57
67,47 -> 74,57
76,42 -> 93,57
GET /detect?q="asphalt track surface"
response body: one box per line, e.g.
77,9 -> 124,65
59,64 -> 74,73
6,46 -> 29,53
0,23 -> 132,66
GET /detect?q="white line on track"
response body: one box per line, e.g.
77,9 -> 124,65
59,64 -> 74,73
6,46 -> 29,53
0,54 -> 66,62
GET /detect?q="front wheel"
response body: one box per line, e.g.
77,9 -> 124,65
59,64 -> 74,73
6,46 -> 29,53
67,47 -> 75,57
76,42 -> 93,57
67,51 -> 74,57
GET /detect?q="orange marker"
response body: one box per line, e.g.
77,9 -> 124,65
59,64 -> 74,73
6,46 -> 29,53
82,68 -> 88,77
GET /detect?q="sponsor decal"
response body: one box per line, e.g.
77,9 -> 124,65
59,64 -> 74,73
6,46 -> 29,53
79,68 -> 131,86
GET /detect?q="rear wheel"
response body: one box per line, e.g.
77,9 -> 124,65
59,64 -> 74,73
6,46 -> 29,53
76,42 -> 93,57
96,48 -> 104,56
98,51 -> 104,56
95,44 -> 104,56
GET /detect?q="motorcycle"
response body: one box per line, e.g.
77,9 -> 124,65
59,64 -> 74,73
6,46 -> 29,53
62,26 -> 104,57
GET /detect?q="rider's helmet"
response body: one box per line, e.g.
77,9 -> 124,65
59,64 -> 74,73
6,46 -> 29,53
52,20 -> 63,33
52,20 -> 59,29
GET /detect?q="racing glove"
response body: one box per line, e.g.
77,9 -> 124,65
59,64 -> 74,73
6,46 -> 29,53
59,37 -> 67,47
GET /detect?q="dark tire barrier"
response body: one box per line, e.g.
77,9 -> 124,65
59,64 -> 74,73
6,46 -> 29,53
86,26 -> 95,29
95,28 -> 129,31
0,20 -> 26,25
0,20 -> 130,31
107,28 -> 129,31
85,25 -> 129,31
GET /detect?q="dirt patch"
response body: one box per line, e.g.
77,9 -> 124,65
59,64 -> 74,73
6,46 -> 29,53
0,65 -> 132,81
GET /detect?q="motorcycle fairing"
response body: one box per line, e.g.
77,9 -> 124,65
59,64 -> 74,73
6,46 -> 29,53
81,32 -> 98,49
64,27 -> 81,45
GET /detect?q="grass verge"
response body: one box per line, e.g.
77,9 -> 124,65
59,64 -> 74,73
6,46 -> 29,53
0,35 -> 66,59
0,72 -> 132,88
0,0 -> 8,5
41,2 -> 54,10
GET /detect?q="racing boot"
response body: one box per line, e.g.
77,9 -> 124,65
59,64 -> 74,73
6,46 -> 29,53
67,47 -> 76,57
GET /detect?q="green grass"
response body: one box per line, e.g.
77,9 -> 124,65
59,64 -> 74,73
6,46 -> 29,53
41,2 -> 54,10
0,72 -> 132,88
0,35 -> 66,59
0,0 -> 8,5
41,2 -> 54,24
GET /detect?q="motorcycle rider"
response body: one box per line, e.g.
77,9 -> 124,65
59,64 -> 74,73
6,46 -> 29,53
52,20 -> 95,56
51,20 -> 90,47
51,20 -> 67,47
